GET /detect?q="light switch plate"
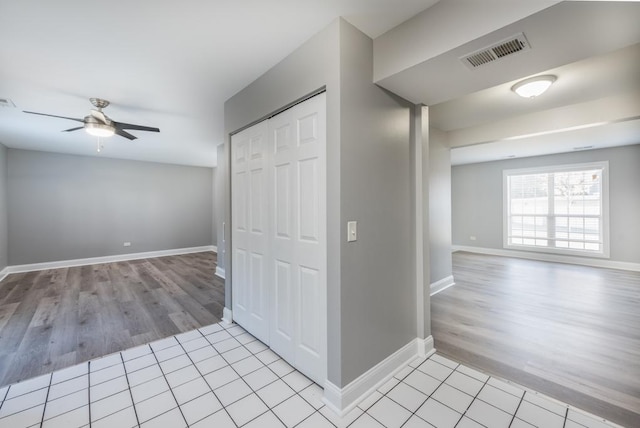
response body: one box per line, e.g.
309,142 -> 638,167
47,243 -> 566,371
347,221 -> 357,242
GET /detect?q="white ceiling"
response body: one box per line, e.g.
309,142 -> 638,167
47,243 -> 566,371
373,1 -> 640,166
2,1 -> 639,169
0,0 -> 436,167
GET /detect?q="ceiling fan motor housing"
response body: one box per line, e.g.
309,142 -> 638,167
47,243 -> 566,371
90,98 -> 110,109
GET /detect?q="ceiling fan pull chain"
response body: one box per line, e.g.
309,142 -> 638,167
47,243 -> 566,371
96,137 -> 104,153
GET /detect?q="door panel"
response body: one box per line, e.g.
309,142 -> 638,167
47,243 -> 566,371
232,121 -> 269,343
290,93 -> 326,384
269,107 -> 296,363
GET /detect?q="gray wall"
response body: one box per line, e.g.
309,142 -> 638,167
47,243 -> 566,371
8,149 -> 214,265
429,127 -> 452,283
224,19 -> 416,387
0,143 -> 8,270
339,21 -> 415,386
452,144 -> 640,264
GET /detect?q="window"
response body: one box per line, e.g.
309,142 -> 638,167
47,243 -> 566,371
503,162 -> 609,257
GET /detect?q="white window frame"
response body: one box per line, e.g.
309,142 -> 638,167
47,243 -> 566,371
503,161 -> 610,258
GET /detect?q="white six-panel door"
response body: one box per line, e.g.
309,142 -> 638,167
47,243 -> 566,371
231,121 -> 270,344
231,93 -> 326,384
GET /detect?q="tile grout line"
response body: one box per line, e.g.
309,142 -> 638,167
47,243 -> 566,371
37,373 -> 53,427
87,361 -> 92,428
360,363 -> 422,426
507,390 -> 526,428
197,325 -> 282,426
416,357 -> 464,427
120,352 -> 141,428
213,323 -> 296,427
290,383 -> 336,428
456,369 -> 491,428
391,356 -> 462,428
147,336 -> 190,426
0,384 -> 10,412
176,329 -> 237,426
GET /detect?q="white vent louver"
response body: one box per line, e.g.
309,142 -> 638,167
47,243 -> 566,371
460,33 -> 531,69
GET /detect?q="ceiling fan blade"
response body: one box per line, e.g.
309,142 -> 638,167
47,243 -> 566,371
115,128 -> 137,140
90,109 -> 109,124
23,111 -> 84,123
62,126 -> 84,132
113,121 -> 160,132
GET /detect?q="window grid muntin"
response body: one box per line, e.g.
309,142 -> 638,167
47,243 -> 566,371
504,163 -> 606,256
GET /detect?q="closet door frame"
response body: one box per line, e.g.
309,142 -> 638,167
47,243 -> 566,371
230,92 -> 327,385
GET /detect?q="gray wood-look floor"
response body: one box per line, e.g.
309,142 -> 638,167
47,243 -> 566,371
432,251 -> 640,428
0,251 -> 224,388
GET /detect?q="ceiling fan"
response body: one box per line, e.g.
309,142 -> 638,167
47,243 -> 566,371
23,98 -> 160,140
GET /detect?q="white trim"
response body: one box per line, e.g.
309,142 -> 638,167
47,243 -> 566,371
453,245 -> 640,272
417,336 -> 436,359
211,245 -> 218,253
413,104 -> 426,344
430,275 -> 455,296
215,266 -> 226,279
322,336 -> 434,416
0,267 -> 9,282
221,307 -> 233,325
4,246 -> 216,275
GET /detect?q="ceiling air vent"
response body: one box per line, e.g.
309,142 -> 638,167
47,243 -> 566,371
460,33 -> 531,69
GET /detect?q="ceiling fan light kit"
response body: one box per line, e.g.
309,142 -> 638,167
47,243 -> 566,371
84,120 -> 115,137
511,74 -> 557,98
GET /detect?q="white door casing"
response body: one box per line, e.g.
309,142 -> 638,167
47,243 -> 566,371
231,92 -> 326,385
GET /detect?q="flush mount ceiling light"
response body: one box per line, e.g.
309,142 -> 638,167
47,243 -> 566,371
511,75 -> 557,98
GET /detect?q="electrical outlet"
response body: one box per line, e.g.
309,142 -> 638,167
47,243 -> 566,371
123,242 -> 132,247
469,236 -> 477,241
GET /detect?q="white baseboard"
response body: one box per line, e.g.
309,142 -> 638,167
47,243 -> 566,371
430,275 -> 455,296
417,336 -> 436,358
221,307 -> 233,325
4,245 -> 217,275
211,245 -> 218,253
215,266 -> 226,279
323,335 -> 434,416
452,245 -> 640,272
0,267 -> 9,282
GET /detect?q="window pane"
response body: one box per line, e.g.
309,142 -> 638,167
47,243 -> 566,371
569,217 -> 585,240
555,216 -> 568,239
505,164 -> 605,255
522,216 -> 536,237
510,216 -> 523,237
509,174 -> 548,216
585,218 -> 599,236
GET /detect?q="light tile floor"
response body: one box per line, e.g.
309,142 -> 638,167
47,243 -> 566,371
0,322 -> 624,428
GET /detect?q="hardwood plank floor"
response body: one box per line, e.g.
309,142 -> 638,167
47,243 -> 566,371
0,251 -> 224,387
432,251 -> 640,428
